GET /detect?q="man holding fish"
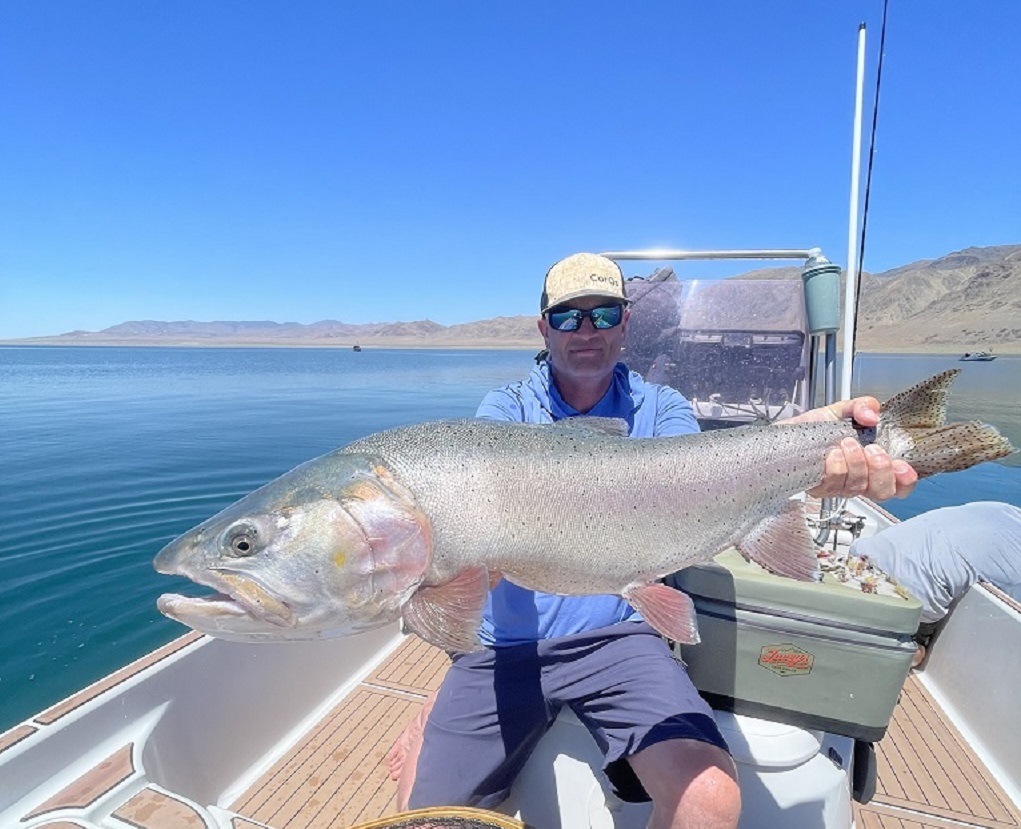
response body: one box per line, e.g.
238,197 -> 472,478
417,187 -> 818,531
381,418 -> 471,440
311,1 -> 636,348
390,252 -> 919,829
156,249 -> 1013,825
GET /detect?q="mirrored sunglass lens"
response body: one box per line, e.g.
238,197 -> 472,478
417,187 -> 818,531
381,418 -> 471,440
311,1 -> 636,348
548,305 -> 622,331
549,309 -> 582,330
590,306 -> 623,328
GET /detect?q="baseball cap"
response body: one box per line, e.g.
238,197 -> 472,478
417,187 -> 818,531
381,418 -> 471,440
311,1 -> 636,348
539,252 -> 629,314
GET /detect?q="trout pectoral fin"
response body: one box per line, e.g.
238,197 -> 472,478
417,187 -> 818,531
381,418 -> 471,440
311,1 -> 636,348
738,500 -> 820,582
623,582 -> 700,645
402,565 -> 490,653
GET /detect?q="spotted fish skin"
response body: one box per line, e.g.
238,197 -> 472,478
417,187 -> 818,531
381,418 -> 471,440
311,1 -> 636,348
155,370 -> 1014,651
341,417 -> 840,593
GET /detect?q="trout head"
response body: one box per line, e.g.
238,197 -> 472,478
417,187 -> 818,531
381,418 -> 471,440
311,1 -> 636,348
154,451 -> 432,642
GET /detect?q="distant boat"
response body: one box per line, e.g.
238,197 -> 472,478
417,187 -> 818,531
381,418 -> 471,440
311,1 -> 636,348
960,350 -> 995,361
353,344 -> 362,352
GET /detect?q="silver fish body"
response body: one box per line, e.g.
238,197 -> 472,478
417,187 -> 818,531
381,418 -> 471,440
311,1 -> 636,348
155,370 -> 1015,651
343,418 -> 835,591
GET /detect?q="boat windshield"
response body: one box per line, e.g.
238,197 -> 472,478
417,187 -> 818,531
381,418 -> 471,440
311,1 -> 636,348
622,275 -> 810,429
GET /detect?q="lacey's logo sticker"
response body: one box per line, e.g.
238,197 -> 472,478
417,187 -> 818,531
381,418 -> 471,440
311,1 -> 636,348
758,644 -> 814,677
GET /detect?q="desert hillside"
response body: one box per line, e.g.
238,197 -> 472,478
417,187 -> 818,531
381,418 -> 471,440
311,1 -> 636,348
5,244 -> 1019,353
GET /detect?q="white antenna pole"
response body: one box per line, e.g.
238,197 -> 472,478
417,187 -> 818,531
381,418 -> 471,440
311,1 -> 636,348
841,23 -> 867,400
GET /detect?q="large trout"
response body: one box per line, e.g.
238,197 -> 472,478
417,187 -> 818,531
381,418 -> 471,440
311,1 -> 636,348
155,370 -> 1014,651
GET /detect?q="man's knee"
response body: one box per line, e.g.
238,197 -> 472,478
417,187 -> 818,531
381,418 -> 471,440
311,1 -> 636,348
628,739 -> 741,829
675,757 -> 741,827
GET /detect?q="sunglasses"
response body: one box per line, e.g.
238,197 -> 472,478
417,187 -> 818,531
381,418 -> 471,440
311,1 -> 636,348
546,304 -> 625,332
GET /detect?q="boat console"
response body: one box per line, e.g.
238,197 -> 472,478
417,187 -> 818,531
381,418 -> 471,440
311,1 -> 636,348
622,271 -> 810,428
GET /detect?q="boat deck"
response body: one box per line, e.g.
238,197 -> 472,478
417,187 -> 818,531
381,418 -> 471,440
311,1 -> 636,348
854,675 -> 1020,829
229,634 -> 448,829
5,632 -> 1018,828
226,635 -> 1020,829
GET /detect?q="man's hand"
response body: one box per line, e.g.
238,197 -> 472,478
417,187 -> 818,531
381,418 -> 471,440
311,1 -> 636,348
782,397 -> 918,500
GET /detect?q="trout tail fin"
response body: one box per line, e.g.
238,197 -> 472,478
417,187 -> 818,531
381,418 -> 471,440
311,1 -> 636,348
874,369 -> 1015,478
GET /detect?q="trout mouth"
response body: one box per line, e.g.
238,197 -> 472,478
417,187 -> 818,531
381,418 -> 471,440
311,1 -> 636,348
156,569 -> 296,629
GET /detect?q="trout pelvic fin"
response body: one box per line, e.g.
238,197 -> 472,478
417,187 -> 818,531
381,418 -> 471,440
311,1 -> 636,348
623,582 -> 700,644
738,500 -> 821,582
402,565 -> 490,653
876,369 -> 1017,478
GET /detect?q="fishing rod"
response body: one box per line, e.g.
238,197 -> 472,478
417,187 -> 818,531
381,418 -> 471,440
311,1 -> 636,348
841,0 -> 890,400
820,5 -> 891,545
853,0 -> 891,366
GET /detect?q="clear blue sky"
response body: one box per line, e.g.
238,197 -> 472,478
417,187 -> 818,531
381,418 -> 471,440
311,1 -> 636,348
1,1 -> 1018,339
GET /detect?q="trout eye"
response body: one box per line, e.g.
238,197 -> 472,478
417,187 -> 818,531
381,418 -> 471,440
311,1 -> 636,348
226,525 -> 258,557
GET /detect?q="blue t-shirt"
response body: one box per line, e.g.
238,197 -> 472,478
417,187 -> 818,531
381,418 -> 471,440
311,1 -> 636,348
475,361 -> 700,647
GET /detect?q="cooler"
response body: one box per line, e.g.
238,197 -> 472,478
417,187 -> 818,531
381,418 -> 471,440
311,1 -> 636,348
667,549 -> 922,741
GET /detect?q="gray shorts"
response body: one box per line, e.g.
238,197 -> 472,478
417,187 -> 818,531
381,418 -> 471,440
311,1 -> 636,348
407,621 -> 730,809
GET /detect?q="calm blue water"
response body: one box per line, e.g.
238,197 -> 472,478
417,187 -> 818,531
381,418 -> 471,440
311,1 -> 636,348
1,347 -> 1018,732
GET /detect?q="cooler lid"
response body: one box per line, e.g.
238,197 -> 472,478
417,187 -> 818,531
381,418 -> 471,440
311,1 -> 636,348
669,549 -> 922,635
713,710 -> 823,768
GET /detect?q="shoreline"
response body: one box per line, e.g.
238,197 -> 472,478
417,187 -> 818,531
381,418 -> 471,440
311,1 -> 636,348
2,338 -> 1019,355
0,338 -> 544,350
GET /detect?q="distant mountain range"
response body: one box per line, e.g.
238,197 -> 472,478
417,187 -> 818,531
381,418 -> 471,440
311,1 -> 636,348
7,244 -> 1020,353
736,244 -> 1021,353
37,315 -> 544,349
854,245 -> 1020,352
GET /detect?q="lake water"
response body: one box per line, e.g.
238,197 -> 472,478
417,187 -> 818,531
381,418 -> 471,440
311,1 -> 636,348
1,347 -> 1019,732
